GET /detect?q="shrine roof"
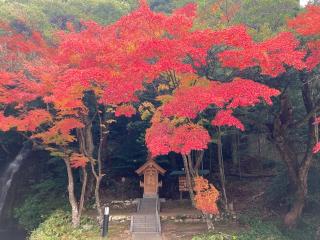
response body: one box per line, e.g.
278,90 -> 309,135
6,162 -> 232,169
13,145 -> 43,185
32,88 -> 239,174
135,159 -> 166,175
169,170 -> 210,176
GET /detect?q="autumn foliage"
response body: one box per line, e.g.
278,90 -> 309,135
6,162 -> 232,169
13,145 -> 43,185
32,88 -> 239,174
193,176 -> 220,214
70,153 -> 89,168
289,6 -> 320,70
1,2 -> 309,163
0,1 -> 320,229
146,121 -> 211,156
115,104 -> 136,117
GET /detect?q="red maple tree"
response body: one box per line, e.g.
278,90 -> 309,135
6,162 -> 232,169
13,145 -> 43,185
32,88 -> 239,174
0,1 -> 314,225
289,6 -> 320,155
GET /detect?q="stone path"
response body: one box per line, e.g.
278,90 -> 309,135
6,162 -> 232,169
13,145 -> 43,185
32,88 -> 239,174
132,233 -> 162,240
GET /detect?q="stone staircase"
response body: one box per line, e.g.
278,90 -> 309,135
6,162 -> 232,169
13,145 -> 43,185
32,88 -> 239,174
138,198 -> 158,214
130,197 -> 162,239
131,214 -> 158,232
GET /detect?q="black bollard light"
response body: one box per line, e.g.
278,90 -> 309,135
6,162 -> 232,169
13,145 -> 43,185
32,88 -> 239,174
101,207 -> 110,238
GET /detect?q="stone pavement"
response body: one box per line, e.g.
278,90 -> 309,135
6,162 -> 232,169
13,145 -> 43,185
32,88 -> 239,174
132,232 -> 163,240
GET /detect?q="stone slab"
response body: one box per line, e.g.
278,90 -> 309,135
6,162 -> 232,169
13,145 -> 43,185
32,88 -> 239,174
132,233 -> 162,240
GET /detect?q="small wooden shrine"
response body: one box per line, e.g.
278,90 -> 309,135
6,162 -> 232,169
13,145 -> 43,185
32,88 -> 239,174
135,159 -> 166,197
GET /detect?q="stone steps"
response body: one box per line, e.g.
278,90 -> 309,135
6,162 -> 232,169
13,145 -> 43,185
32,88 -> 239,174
131,197 -> 162,238
138,198 -> 157,214
132,214 -> 158,232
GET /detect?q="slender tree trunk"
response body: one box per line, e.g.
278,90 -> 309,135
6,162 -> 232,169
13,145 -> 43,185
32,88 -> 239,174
209,143 -> 213,175
182,154 -> 196,206
187,153 -> 196,178
64,158 -> 87,228
76,120 -> 94,204
204,212 -> 214,230
231,131 -> 238,170
85,173 -> 95,204
77,112 -> 106,225
194,150 -> 204,174
95,108 -> 107,224
257,133 -> 263,171
217,128 -> 228,210
79,166 -> 87,217
94,176 -> 103,224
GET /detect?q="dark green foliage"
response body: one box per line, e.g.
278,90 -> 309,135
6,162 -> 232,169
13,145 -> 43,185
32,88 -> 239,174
237,209 -> 318,240
264,164 -> 292,206
29,210 -> 100,240
234,0 -> 300,40
0,0 -> 134,37
306,163 -> 320,208
14,158 -> 68,231
238,220 -> 289,240
193,218 -> 316,240
265,164 -> 320,210
240,218 -> 317,240
192,232 -> 237,240
14,179 -> 68,231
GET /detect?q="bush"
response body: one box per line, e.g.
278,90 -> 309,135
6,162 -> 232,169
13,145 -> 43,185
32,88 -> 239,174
237,220 -> 289,240
192,232 -> 237,240
29,210 -> 100,240
265,164 -> 320,211
192,219 -> 289,240
14,179 -> 67,231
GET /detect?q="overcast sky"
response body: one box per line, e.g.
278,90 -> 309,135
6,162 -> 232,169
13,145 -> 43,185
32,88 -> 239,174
300,0 -> 309,6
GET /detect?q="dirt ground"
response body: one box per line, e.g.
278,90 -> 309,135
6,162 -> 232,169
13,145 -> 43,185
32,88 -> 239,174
107,221 -> 207,240
103,177 -> 272,239
107,220 -> 243,240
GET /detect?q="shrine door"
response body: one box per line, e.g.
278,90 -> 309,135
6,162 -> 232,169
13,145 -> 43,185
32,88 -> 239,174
144,167 -> 158,196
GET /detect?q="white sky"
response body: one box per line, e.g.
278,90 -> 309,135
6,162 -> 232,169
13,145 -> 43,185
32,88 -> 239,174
300,0 -> 309,6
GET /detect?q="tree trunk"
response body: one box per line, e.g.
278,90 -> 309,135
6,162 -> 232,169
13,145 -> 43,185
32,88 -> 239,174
203,213 -> 214,230
284,177 -> 307,227
85,173 -> 95,204
217,128 -> 228,210
95,176 -> 103,224
272,74 -> 316,228
182,154 -> 196,206
187,153 -> 196,178
77,111 -> 106,225
77,121 -> 95,203
209,143 -> 213,175
231,131 -> 238,170
194,150 -> 204,174
64,158 -> 87,228
95,109 -> 107,225
316,225 -> 320,240
283,152 -> 313,227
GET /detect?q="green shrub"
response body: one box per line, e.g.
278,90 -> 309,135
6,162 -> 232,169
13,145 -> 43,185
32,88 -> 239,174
192,232 -> 237,240
266,164 -> 320,210
192,220 -> 289,240
29,210 -> 100,240
14,193 -> 66,231
238,220 -> 289,240
282,216 -> 317,240
14,179 -> 67,231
